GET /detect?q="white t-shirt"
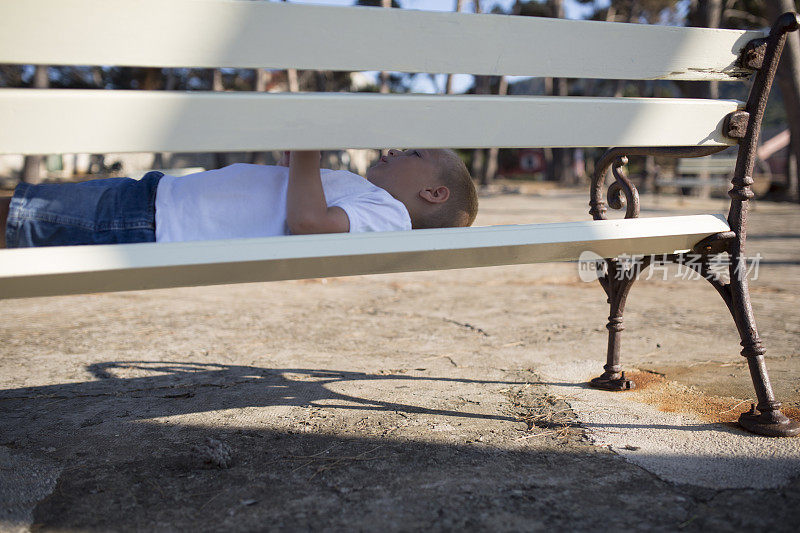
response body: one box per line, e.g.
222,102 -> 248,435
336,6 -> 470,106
154,164 -> 411,242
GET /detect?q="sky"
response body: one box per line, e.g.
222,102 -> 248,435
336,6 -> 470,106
277,0 -> 611,93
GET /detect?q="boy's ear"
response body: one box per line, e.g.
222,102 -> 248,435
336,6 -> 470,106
419,185 -> 450,205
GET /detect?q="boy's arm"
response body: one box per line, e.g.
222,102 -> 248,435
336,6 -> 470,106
285,151 -> 350,235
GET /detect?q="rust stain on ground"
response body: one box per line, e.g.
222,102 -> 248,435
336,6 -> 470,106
625,370 -> 665,391
625,371 -> 800,425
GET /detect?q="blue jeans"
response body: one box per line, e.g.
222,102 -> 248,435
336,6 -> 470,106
5,172 -> 163,248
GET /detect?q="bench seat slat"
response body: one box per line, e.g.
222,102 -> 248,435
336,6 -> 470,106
0,91 -> 741,154
0,215 -> 730,300
0,0 -> 763,81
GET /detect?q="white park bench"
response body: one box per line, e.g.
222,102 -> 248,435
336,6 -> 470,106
657,156 -> 738,191
0,0 -> 798,437
676,156 -> 739,176
656,155 -> 770,197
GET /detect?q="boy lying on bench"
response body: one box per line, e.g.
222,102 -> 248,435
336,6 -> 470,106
0,149 -> 478,248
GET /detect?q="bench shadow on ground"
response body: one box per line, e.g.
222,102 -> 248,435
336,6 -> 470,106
1,360 -> 733,439
3,361 -> 797,531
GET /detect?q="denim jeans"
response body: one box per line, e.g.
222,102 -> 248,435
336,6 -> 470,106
5,171 -> 163,248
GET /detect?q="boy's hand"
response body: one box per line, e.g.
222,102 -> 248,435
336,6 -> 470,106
285,150 -> 349,235
278,151 -> 323,167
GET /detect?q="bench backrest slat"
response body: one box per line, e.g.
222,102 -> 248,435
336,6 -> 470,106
0,0 -> 763,81
0,90 -> 740,154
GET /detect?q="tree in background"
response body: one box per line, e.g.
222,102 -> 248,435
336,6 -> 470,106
20,66 -> 49,183
495,0 -> 576,184
765,0 -> 800,201
576,0 -> 795,200
718,0 -> 800,201
356,0 -> 401,95
576,0 -> 682,23
471,1 -> 490,185
549,0 -> 573,184
685,0 -> 723,198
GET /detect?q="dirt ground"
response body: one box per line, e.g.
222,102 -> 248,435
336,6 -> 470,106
1,188 -> 799,532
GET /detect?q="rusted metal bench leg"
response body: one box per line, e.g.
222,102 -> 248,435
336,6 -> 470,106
728,235 -> 799,437
586,151 -> 645,392
589,256 -> 650,391
583,14 -> 800,435
722,12 -> 800,437
679,245 -> 799,437
587,148 -> 723,393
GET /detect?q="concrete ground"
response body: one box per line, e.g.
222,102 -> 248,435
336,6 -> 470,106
1,188 -> 799,532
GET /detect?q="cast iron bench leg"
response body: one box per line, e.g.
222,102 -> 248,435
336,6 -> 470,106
587,143 -> 800,435
681,245 -> 800,437
589,256 -> 651,391
728,233 -> 800,437
588,245 -> 799,436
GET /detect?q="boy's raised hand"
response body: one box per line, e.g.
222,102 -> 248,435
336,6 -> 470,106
278,151 -> 322,167
285,150 -> 349,235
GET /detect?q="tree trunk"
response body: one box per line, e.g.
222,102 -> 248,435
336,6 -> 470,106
643,153 -> 657,193
553,77 -> 573,184
471,0 -> 488,184
542,77 -> 555,181
282,0 -> 300,94
472,147 -> 486,186
685,0 -> 723,198
766,0 -> 800,202
472,75 -> 491,184
154,69 -> 180,169
688,0 -> 721,99
21,66 -> 49,183
485,76 -> 508,183
286,69 -> 299,92
255,69 -> 270,92
251,69 -> 273,165
547,0 -> 573,184
165,69 -> 178,91
141,68 -> 162,91
212,69 -> 224,92
379,0 -> 392,94
444,0 -> 465,94
211,69 -> 227,169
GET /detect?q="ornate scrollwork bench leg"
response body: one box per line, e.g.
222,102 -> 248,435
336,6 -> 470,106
585,12 -> 800,437
587,148 -> 715,392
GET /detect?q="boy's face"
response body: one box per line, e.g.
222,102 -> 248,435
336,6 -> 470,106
366,148 -> 443,201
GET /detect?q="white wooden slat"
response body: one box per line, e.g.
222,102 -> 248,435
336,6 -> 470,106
0,91 -> 741,155
0,215 -> 731,300
0,0 -> 763,81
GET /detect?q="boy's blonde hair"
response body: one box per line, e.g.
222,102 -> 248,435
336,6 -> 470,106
416,149 -> 478,229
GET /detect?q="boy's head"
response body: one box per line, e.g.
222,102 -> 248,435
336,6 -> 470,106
366,148 -> 478,229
